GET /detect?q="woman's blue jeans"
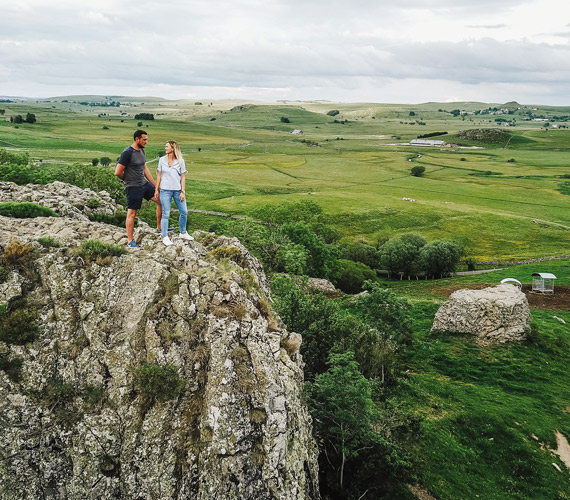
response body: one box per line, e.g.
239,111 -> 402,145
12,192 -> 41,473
159,189 -> 188,237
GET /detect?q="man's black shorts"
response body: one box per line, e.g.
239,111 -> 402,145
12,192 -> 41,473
125,181 -> 155,210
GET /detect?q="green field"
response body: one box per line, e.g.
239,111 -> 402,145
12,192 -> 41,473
2,96 -> 570,499
1,97 -> 569,260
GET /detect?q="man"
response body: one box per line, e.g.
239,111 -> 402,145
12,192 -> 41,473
115,130 -> 162,248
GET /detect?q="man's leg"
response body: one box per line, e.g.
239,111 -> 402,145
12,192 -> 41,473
126,209 -> 137,241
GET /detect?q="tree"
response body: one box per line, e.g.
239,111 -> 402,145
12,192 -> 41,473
12,115 -> 23,124
25,113 -> 36,124
378,237 -> 421,278
280,116 -> 290,123
327,110 -> 340,116
100,157 -> 111,167
308,352 -> 377,491
418,240 -> 462,278
410,165 -> 425,177
0,109 -> 5,115
91,158 -> 99,166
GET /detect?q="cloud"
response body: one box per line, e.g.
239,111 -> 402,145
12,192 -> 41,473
0,0 -> 569,104
466,24 -> 509,29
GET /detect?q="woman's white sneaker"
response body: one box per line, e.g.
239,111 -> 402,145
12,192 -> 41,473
162,236 -> 173,246
179,232 -> 194,241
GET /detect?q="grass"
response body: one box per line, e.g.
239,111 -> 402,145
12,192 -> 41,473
0,98 -> 568,261
1,97 -> 569,499
395,305 -> 570,500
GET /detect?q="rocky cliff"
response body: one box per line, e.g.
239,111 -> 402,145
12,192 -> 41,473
0,182 -> 319,499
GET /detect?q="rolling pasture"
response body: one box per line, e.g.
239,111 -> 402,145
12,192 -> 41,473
1,97 -> 569,260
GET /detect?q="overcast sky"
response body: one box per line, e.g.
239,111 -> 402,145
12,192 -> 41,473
1,0 -> 569,104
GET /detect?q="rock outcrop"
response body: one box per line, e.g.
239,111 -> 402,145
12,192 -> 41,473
0,183 -> 319,499
431,284 -> 531,345
0,181 -> 119,221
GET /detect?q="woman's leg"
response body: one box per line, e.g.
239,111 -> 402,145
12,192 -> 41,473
159,190 -> 173,238
173,191 -> 188,233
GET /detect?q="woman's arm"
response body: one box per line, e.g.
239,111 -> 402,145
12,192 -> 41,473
155,171 -> 162,197
180,172 -> 186,201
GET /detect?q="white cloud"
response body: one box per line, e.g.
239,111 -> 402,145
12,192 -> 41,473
0,0 -> 568,104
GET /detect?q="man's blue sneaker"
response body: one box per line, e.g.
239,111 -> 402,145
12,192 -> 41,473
126,240 -> 140,249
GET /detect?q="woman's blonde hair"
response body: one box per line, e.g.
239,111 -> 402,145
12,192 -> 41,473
167,140 -> 184,164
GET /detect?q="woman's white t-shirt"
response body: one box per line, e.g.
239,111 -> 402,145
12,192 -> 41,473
157,157 -> 187,190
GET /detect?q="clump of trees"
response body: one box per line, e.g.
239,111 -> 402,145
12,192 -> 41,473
134,113 -> 154,120
10,113 -> 36,124
378,233 -> 462,279
272,275 -> 413,498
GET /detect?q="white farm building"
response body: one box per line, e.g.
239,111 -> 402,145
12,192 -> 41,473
409,139 -> 445,147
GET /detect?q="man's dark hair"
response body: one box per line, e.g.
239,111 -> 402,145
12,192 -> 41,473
134,129 -> 147,140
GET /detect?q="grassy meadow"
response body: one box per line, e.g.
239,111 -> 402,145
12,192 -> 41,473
1,97 -> 568,261
1,96 -> 569,499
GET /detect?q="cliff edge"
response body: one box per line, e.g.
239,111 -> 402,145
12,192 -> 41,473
0,182 -> 319,499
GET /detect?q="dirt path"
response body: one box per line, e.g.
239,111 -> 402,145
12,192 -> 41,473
554,431 -> 570,470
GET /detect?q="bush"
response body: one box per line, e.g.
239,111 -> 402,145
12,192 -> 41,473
0,302 -> 39,344
75,240 -> 126,263
331,259 -> 376,294
280,117 -> 290,123
327,110 -> 340,116
411,166 -> 425,177
2,239 -> 34,265
91,158 -> 99,166
134,362 -> 185,402
86,197 -> 102,209
37,236 -> 61,248
0,202 -> 57,218
89,212 -> 127,227
0,353 -> 23,382
100,157 -> 111,166
0,148 -> 29,166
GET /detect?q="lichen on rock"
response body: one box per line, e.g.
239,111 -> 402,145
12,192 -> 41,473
0,182 -> 319,499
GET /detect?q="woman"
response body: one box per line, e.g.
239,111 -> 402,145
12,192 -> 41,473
155,140 -> 194,246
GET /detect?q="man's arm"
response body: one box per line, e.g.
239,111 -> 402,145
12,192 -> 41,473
115,163 -> 126,180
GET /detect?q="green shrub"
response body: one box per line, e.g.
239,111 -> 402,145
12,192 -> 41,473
75,240 -> 127,262
411,166 -> 425,177
88,212 -> 127,227
280,116 -> 290,123
327,110 -> 340,116
34,377 -> 80,426
91,158 -> 99,166
37,236 -> 62,248
0,148 -> 29,166
331,259 -> 376,294
0,202 -> 57,218
133,362 -> 185,402
86,197 -> 102,209
0,302 -> 39,344
0,354 -> 24,382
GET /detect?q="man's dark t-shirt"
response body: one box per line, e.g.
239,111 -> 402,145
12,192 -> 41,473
118,146 -> 146,187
